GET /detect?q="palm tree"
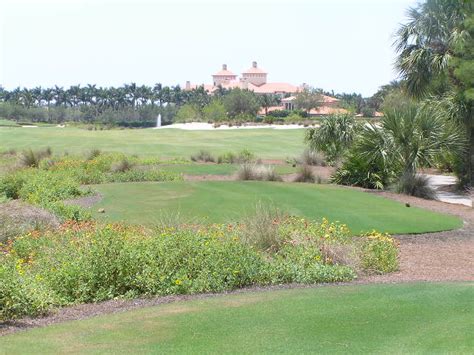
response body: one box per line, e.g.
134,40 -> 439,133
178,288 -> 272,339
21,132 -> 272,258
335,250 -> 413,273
305,114 -> 359,164
356,104 -> 465,197
394,0 -> 473,187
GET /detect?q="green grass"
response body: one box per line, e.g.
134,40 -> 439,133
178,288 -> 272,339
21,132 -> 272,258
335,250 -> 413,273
91,181 -> 461,234
2,283 -> 472,354
157,163 -> 298,176
0,127 -> 305,159
0,118 -> 19,127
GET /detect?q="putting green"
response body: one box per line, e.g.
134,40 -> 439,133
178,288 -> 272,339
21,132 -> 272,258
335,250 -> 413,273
2,283 -> 472,354
91,181 -> 461,234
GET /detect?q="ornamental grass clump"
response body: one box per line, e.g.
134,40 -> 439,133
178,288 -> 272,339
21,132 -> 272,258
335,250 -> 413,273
237,163 -> 282,181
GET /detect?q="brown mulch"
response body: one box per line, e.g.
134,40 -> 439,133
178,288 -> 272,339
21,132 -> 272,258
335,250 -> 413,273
360,191 -> 473,283
1,188 -> 472,336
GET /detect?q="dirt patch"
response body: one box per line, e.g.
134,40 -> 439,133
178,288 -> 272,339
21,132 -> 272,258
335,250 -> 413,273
64,193 -> 103,208
359,190 -> 473,283
0,200 -> 60,242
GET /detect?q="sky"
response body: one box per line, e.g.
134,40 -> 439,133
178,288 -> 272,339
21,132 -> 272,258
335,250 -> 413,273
0,0 -> 418,96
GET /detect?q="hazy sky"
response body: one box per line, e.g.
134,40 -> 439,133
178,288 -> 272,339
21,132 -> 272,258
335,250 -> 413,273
0,0 -> 417,96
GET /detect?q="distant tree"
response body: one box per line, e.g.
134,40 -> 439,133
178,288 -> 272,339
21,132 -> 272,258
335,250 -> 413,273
305,113 -> 359,164
222,88 -> 260,118
293,88 -> 323,114
174,103 -> 202,123
203,99 -> 227,122
259,94 -> 279,115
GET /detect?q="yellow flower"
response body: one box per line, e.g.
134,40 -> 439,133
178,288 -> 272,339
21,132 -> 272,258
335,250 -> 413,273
175,279 -> 182,285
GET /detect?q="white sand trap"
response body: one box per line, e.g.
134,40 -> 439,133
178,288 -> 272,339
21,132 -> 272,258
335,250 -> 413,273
153,122 -> 318,130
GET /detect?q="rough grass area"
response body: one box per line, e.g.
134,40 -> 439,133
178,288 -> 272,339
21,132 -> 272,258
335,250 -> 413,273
2,283 -> 472,354
91,181 -> 461,234
0,127 -> 304,159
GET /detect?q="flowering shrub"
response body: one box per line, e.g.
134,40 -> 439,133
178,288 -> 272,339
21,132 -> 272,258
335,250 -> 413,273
359,232 -> 399,274
0,218 -> 398,320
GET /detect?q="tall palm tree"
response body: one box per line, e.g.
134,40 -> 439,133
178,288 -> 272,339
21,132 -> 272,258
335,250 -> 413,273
395,0 -> 473,187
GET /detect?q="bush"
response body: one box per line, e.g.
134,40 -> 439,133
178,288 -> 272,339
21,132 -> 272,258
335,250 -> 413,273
394,174 -> 436,200
298,149 -> 326,166
217,149 -> 255,164
359,232 -> 399,274
190,150 -> 215,163
238,202 -> 286,252
237,164 -> 282,181
19,148 -> 52,168
293,165 -> 316,183
85,149 -> 102,161
331,153 -> 389,190
0,217 -> 398,320
110,158 -> 134,173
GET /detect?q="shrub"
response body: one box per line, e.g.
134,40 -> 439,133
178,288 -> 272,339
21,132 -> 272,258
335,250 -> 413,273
331,153 -> 389,190
238,202 -> 286,252
19,149 -> 47,168
237,164 -> 282,181
85,149 -> 102,160
394,174 -> 436,200
0,260 -> 58,320
217,149 -> 255,164
359,232 -> 399,274
298,149 -> 326,166
0,172 -> 27,199
293,165 -> 316,183
0,217 -> 397,320
190,150 -> 215,163
110,158 -> 134,173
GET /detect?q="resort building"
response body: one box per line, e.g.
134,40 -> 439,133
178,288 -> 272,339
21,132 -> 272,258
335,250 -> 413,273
185,61 -> 348,116
185,61 -> 301,95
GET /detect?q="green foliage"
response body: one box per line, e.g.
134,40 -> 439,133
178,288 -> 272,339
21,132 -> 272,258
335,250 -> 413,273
236,164 -> 282,181
19,148 -> 52,168
202,99 -> 227,122
331,153 -> 388,190
174,104 -> 203,123
222,88 -> 260,118
394,174 -> 436,200
190,150 -> 215,163
0,153 -> 182,222
0,217 -> 398,320
0,260 -> 58,320
305,114 -> 359,164
293,165 -> 316,183
293,88 -> 324,113
359,232 -> 399,274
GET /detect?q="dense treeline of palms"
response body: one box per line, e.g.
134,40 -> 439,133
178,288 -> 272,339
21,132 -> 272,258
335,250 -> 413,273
0,84 -> 211,111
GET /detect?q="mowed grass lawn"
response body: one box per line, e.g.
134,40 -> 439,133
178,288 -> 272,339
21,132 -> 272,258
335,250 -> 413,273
92,181 -> 461,234
0,127 -> 305,159
2,283 -> 472,354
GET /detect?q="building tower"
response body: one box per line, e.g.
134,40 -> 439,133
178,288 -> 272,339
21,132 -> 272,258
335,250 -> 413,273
212,64 -> 237,86
241,61 -> 267,87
